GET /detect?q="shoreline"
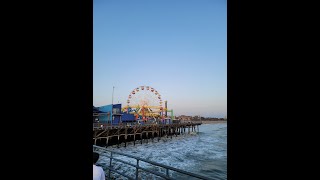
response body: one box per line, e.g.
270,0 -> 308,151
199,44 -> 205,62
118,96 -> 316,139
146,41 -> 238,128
201,121 -> 227,124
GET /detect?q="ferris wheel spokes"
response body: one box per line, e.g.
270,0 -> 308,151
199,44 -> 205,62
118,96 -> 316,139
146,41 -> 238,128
126,85 -> 164,121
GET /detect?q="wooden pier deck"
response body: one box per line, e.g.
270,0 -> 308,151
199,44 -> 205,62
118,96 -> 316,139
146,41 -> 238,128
93,122 -> 202,147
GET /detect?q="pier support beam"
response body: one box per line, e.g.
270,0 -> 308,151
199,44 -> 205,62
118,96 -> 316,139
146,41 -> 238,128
93,122 -> 202,147
146,132 -> 148,143
140,133 -> 143,144
166,127 -> 168,138
125,127 -> 127,147
117,129 -> 120,148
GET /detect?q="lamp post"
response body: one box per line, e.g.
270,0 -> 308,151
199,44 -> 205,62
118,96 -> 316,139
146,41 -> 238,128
112,86 -> 114,105
111,86 -> 114,125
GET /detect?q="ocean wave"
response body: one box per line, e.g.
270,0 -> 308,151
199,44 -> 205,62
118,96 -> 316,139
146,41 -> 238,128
97,123 -> 227,179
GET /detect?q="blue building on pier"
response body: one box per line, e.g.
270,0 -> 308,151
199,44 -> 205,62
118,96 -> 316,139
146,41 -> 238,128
93,104 -> 135,125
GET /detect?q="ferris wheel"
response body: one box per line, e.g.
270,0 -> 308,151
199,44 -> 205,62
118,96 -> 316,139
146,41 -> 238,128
123,86 -> 164,120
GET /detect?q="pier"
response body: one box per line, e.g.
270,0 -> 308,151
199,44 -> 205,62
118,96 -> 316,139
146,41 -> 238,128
93,122 -> 202,147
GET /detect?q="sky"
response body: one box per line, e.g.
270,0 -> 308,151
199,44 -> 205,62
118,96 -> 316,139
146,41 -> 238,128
93,0 -> 226,118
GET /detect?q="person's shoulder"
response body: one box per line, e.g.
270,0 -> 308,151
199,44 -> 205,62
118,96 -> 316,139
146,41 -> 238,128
98,166 -> 105,176
93,164 -> 102,171
96,166 -> 104,172
100,167 -> 105,171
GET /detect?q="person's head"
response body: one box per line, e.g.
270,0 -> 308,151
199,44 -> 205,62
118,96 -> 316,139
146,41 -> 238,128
93,152 -> 100,165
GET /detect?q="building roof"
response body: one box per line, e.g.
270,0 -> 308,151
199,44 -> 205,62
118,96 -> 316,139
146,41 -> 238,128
93,106 -> 104,113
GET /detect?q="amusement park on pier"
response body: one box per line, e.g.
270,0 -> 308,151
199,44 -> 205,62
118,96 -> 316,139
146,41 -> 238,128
93,86 -> 180,127
93,85 -> 202,147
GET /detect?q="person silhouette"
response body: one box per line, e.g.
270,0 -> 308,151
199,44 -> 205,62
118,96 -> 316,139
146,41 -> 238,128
93,152 -> 105,180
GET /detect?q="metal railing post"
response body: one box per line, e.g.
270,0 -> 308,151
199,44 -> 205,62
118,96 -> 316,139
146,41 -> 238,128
109,151 -> 113,179
93,143 -> 215,180
136,159 -> 139,180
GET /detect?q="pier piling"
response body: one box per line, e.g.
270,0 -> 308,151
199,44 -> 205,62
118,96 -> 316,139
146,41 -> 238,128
93,122 -> 202,147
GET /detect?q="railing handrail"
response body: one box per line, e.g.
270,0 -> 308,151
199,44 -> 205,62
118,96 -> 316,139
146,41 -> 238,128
93,145 -> 215,180
93,122 -> 202,129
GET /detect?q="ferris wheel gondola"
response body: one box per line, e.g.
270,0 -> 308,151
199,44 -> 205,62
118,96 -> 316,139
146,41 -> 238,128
124,86 -> 164,121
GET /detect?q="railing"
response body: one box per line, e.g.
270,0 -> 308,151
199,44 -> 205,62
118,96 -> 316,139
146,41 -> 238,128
93,145 -> 215,180
93,121 -> 202,130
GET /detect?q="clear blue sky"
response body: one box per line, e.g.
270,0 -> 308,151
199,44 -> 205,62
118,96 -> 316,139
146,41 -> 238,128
93,0 -> 226,118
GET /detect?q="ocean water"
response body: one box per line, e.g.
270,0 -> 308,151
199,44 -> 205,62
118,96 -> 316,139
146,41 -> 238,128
96,123 -> 227,180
